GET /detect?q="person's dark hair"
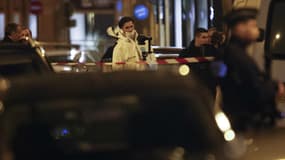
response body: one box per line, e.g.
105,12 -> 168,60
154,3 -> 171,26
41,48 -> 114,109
118,16 -> 135,29
211,31 -> 225,46
21,26 -> 33,37
208,27 -> 217,33
195,28 -> 208,37
224,8 -> 258,28
5,23 -> 19,37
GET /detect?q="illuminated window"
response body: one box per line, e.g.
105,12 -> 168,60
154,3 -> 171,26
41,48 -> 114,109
69,13 -> 86,47
29,14 -> 38,39
0,14 -> 5,39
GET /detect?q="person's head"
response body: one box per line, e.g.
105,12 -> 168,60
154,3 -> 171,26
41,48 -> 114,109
19,27 -> 32,45
118,16 -> 136,40
4,23 -> 22,42
194,28 -> 209,47
225,8 -> 259,43
208,27 -> 217,44
119,16 -> 135,33
208,27 -> 217,37
20,27 -> 32,38
211,31 -> 226,47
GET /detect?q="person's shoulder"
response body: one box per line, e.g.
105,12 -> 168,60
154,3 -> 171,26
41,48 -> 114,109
225,42 -> 239,50
205,44 -> 217,51
113,40 -> 128,53
0,37 -> 12,43
187,40 -> 195,49
117,36 -> 133,45
224,42 -> 244,56
223,46 -> 250,67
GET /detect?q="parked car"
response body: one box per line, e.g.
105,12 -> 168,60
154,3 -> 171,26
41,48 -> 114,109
0,71 -> 232,160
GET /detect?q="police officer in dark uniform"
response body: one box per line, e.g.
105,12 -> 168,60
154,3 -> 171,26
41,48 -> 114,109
1,23 -> 22,43
216,8 -> 284,131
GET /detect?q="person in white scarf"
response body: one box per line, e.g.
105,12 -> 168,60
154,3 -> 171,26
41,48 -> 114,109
112,17 -> 143,63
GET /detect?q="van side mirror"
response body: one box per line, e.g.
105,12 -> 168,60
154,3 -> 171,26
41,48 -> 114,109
257,28 -> 265,42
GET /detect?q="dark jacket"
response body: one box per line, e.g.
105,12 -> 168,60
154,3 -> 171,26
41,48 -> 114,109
179,40 -> 218,58
1,36 -> 14,43
101,43 -> 117,62
217,38 -> 278,130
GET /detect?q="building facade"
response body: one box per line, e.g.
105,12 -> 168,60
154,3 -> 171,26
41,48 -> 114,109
0,0 -> 233,48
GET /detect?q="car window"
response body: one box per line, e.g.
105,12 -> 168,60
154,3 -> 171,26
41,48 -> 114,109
268,1 -> 285,55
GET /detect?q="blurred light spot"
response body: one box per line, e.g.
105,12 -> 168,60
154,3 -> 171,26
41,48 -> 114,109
61,128 -> 70,136
79,57 -> 85,63
134,4 -> 149,20
276,33 -> 281,40
40,47 -> 46,56
0,101 -> 4,113
79,51 -> 86,63
215,112 -> 231,132
70,48 -> 80,60
63,66 -> 72,71
211,61 -> 227,78
179,65 -> 190,76
210,6 -> 214,20
116,0 -> 123,12
224,129 -> 235,141
0,79 -> 10,92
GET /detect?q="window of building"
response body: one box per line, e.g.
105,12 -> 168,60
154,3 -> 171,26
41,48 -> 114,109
29,14 -> 38,39
69,13 -> 86,47
168,0 -> 210,47
181,0 -> 196,47
69,12 -> 114,50
0,13 -> 5,39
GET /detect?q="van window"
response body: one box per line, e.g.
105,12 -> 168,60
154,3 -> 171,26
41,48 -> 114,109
268,1 -> 285,55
